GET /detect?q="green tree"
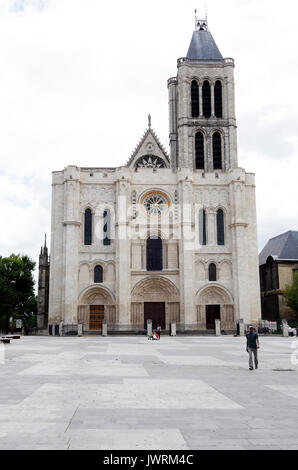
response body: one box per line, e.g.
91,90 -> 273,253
0,254 -> 36,334
283,271 -> 298,319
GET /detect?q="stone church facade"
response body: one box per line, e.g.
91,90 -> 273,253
47,16 -> 261,333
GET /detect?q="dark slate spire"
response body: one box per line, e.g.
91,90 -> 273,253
187,13 -> 223,61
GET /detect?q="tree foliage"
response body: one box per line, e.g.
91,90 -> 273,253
0,254 -> 37,334
283,271 -> 298,318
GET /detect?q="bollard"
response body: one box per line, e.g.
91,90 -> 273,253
147,319 -> 152,337
102,320 -> 107,337
282,319 -> 289,337
170,321 -> 177,337
215,319 -> 221,336
78,323 -> 83,337
59,321 -> 63,337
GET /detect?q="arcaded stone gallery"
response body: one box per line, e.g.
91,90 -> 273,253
45,16 -> 261,334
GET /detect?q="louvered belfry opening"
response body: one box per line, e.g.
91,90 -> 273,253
195,132 -> 204,169
202,80 -> 211,118
213,132 -> 222,169
191,80 -> 199,117
84,208 -> 92,245
146,237 -> 163,271
214,81 -> 223,118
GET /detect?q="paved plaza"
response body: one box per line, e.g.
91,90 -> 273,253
0,335 -> 297,450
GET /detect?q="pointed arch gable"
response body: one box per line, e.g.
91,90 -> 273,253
126,128 -> 170,169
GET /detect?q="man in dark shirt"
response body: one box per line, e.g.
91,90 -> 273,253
246,326 -> 260,370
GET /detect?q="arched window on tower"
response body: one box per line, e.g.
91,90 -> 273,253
209,263 -> 217,282
214,81 -> 223,118
146,237 -> 163,271
94,265 -> 103,283
213,132 -> 223,170
199,209 -> 207,246
195,132 -> 205,170
191,80 -> 199,118
84,208 -> 92,245
103,209 -> 111,246
217,209 -> 225,246
202,80 -> 211,118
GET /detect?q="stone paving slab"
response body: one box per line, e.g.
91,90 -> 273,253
0,335 -> 297,450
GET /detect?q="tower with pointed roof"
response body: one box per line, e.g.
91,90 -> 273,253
47,14 -> 261,335
37,235 -> 50,330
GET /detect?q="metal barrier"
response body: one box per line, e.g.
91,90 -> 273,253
62,324 -> 78,336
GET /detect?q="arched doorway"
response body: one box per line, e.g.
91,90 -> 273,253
131,277 -> 180,331
196,284 -> 234,331
78,286 -> 116,332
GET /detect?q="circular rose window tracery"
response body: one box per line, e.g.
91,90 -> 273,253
136,155 -> 166,169
141,191 -> 170,218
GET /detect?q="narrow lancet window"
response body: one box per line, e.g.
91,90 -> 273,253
199,209 -> 207,246
209,263 -> 217,282
103,210 -> 111,246
195,132 -> 205,169
191,80 -> 199,118
202,81 -> 211,118
214,81 -> 223,118
217,209 -> 225,246
84,209 -> 92,245
94,265 -> 103,283
213,132 -> 222,170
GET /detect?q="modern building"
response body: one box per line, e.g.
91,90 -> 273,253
259,231 -> 298,321
46,15 -> 261,333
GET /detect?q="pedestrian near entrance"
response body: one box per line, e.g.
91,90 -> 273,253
246,326 -> 260,370
156,325 -> 161,340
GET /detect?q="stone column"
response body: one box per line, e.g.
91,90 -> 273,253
282,319 -> 289,337
59,321 -> 63,337
116,177 -> 131,331
62,168 -> 81,325
207,209 -> 216,246
78,323 -> 83,337
230,180 -> 249,324
147,320 -> 152,337
199,84 -> 203,117
211,83 -> 215,117
215,319 -> 221,336
180,179 -> 195,329
102,320 -> 107,337
239,318 -> 245,337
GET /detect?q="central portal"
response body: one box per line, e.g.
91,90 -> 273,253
89,305 -> 104,331
144,302 -> 165,330
206,305 -> 220,330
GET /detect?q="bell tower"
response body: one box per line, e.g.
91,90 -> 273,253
168,13 -> 237,172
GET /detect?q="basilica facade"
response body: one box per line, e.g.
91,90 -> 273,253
47,17 -> 261,333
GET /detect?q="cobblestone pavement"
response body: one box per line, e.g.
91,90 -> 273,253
0,335 -> 297,450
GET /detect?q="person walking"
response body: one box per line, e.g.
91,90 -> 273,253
246,326 -> 260,370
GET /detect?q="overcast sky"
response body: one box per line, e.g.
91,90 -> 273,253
0,0 -> 297,283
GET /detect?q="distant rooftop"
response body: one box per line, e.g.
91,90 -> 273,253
259,231 -> 298,265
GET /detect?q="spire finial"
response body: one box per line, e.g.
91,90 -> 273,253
44,233 -> 47,248
194,8 -> 208,32
148,114 -> 151,128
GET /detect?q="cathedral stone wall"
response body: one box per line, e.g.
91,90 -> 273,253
48,21 -> 261,333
